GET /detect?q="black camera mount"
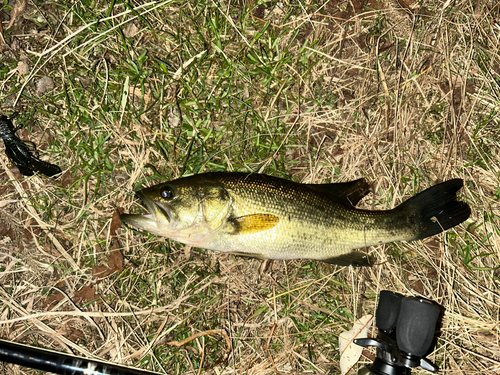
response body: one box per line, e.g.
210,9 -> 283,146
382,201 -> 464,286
354,290 -> 442,375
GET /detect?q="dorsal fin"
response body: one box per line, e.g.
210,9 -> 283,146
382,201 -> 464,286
305,178 -> 371,207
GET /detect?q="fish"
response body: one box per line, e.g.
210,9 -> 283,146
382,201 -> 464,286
120,172 -> 471,266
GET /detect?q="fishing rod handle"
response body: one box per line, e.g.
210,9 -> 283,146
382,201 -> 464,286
0,339 -> 162,375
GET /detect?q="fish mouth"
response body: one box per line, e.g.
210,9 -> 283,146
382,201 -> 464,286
121,191 -> 171,233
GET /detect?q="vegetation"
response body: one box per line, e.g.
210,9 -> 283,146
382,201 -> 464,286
0,0 -> 498,373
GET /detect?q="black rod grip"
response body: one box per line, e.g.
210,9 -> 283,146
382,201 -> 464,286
0,339 -> 162,375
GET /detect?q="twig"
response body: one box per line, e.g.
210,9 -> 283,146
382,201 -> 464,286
166,329 -> 232,361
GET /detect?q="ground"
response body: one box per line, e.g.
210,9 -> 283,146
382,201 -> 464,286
0,0 -> 499,374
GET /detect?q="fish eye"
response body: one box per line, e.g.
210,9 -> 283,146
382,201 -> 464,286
160,187 -> 174,199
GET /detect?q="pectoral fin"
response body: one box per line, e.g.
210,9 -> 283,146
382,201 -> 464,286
321,251 -> 375,267
228,214 -> 279,235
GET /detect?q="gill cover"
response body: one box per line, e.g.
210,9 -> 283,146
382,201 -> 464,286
198,185 -> 233,230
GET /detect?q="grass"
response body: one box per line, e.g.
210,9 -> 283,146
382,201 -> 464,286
0,0 -> 499,374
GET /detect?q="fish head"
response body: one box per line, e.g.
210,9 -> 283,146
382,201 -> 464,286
121,178 -> 232,245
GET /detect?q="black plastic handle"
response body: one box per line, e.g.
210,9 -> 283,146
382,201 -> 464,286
396,298 -> 441,357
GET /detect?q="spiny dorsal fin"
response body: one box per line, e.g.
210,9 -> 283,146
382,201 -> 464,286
228,214 -> 279,235
305,178 -> 371,207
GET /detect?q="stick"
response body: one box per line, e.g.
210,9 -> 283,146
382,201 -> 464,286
166,329 -> 232,361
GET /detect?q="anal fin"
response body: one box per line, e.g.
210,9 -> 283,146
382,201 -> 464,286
228,251 -> 269,260
321,251 -> 375,267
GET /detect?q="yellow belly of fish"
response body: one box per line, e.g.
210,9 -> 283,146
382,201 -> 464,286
199,216 -> 411,261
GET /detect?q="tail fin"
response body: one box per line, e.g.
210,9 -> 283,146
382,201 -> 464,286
397,179 -> 471,240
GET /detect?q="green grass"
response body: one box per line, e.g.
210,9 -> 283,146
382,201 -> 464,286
0,0 -> 499,374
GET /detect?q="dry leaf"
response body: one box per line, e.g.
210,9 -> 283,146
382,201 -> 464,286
74,285 -> 97,304
42,293 -> 65,309
59,324 -> 85,342
108,242 -> 124,272
339,314 -> 374,375
123,23 -> 138,38
110,208 -> 123,236
17,60 -> 28,75
92,265 -> 113,278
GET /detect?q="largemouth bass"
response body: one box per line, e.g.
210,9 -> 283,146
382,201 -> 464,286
121,173 -> 470,266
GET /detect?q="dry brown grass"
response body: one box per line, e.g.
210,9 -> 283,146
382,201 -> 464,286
0,0 -> 499,374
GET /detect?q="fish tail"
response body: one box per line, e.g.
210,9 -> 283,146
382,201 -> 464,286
397,179 -> 471,240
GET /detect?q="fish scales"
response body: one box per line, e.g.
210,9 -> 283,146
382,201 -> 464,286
121,172 -> 471,266
209,174 -> 414,260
